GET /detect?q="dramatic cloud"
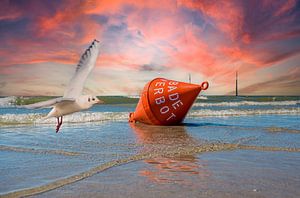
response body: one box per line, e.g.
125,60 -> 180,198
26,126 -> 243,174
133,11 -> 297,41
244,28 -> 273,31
232,66 -> 300,95
0,0 -> 299,95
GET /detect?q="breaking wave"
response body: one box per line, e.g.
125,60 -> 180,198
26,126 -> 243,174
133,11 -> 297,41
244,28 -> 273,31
193,100 -> 300,107
0,112 -> 129,125
189,108 -> 300,117
0,96 -> 16,107
1,108 -> 299,125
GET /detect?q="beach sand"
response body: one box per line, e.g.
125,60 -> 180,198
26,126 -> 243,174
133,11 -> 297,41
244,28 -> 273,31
31,150 -> 300,198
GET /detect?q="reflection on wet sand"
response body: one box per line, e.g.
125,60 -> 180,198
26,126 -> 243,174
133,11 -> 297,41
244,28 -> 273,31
130,123 -> 210,185
140,156 -> 210,186
265,127 -> 300,133
131,123 -> 200,145
2,123 -> 300,198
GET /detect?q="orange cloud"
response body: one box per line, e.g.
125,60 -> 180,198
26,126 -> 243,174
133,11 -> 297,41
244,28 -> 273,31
220,45 -> 300,68
0,37 -> 79,67
220,46 -> 260,66
37,1 -> 102,44
178,0 -> 245,42
97,54 -> 140,69
83,0 -> 177,15
0,0 -> 299,95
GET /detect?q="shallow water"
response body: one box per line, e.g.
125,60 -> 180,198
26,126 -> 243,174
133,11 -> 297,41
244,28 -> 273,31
0,96 -> 299,197
32,151 -> 300,198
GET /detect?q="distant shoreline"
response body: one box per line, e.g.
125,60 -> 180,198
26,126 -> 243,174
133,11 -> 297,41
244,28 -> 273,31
0,95 -> 299,106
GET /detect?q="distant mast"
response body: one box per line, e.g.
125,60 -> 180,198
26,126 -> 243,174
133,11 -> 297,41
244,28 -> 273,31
235,71 -> 238,96
188,73 -> 191,84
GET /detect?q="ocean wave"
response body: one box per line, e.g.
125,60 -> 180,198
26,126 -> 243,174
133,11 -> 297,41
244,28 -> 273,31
0,112 -> 129,125
0,108 -> 299,125
197,96 -> 208,100
188,108 -> 300,117
193,100 -> 300,107
127,95 -> 140,99
0,96 -> 16,107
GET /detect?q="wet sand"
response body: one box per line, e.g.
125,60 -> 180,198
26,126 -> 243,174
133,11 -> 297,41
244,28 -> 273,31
29,150 -> 300,198
3,143 -> 300,198
2,122 -> 300,198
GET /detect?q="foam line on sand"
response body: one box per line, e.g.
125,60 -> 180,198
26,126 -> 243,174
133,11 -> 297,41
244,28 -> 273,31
1,143 -> 299,198
0,145 -> 82,156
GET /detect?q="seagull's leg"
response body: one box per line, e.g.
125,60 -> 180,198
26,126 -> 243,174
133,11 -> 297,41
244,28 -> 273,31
60,116 -> 63,128
56,116 -> 63,133
56,117 -> 60,133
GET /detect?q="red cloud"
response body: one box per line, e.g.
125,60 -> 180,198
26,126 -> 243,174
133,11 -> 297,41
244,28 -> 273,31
0,0 -> 299,95
274,0 -> 297,16
178,0 -> 245,42
37,1 -> 102,44
0,0 -> 23,21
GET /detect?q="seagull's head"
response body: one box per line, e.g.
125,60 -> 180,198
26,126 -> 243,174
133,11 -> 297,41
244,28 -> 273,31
88,95 -> 103,104
79,95 -> 104,109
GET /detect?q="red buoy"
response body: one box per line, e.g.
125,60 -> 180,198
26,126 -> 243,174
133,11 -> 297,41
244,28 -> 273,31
129,78 -> 209,125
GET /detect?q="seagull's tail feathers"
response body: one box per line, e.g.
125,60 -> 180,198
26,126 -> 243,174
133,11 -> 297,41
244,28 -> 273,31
45,109 -> 55,119
33,111 -> 54,125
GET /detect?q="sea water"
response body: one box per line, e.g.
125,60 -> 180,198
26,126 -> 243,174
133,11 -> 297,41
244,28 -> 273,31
0,96 -> 299,197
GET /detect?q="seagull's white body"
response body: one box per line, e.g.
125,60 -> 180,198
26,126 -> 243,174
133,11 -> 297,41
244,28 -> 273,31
23,39 -> 102,132
46,95 -> 96,118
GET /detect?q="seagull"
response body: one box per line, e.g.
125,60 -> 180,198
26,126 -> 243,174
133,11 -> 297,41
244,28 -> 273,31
23,39 -> 103,133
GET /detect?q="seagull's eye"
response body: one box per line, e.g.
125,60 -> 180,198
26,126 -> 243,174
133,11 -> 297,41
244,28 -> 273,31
88,98 -> 90,102
92,98 -> 95,101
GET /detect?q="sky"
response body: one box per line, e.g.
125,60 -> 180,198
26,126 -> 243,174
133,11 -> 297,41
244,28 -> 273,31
0,0 -> 300,96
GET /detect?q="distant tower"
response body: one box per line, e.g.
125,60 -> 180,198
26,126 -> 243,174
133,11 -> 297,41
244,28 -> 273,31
188,73 -> 191,84
235,71 -> 238,96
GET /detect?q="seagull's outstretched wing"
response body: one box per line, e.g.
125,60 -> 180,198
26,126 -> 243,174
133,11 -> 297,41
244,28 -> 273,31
63,39 -> 100,98
21,98 -> 75,109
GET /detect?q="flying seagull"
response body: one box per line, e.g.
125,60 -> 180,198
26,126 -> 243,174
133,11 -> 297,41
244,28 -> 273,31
23,39 -> 103,132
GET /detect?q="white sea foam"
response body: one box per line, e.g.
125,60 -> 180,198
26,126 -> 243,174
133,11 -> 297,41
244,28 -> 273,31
0,96 -> 16,107
0,112 -> 129,125
1,108 -> 299,125
197,96 -> 208,100
193,100 -> 300,107
127,95 -> 140,99
188,108 -> 300,117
